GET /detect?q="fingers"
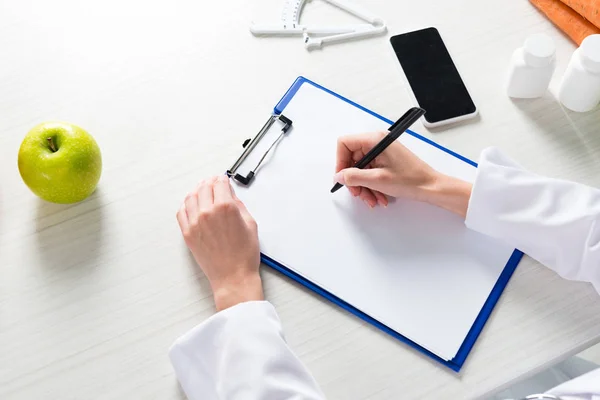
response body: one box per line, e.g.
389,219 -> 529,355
179,175 -> 258,244
334,165 -> 388,206
358,187 -> 377,208
335,132 -> 386,172
351,186 -> 387,208
357,188 -> 387,208
372,190 -> 388,207
176,204 -> 189,234
335,167 -> 383,190
336,137 -> 355,173
181,177 -> 217,224
352,152 -> 365,163
348,186 -> 361,197
333,166 -> 387,207
213,175 -> 233,204
338,132 -> 385,153
184,191 -> 199,220
197,177 -> 216,212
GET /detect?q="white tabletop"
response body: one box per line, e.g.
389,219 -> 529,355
1,1 -> 600,399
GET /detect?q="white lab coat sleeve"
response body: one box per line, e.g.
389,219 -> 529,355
169,301 -> 325,400
547,368 -> 600,398
465,147 -> 600,293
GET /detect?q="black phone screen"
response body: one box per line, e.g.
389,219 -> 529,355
390,28 -> 476,124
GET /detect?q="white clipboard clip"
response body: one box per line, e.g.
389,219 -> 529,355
250,0 -> 387,50
227,114 -> 293,185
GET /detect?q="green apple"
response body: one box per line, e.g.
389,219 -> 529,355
18,121 -> 102,204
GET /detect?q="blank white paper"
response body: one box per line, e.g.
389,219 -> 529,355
233,82 -> 516,361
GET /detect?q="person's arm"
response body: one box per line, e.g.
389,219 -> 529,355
546,368 -> 600,397
465,147 -> 600,293
333,132 -> 473,217
334,135 -> 600,293
173,176 -> 325,400
169,301 -> 324,400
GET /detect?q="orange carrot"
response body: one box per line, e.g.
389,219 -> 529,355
530,0 -> 600,45
560,0 -> 600,29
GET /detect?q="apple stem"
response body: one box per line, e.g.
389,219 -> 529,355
47,137 -> 57,152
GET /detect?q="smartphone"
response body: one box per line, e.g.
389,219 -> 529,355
390,28 -> 477,128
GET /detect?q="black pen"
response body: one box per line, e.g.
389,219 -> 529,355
330,107 -> 426,193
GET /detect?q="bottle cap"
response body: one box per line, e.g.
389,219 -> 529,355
580,34 -> 600,73
523,33 -> 555,67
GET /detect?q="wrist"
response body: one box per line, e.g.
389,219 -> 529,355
212,272 -> 264,312
422,173 -> 472,218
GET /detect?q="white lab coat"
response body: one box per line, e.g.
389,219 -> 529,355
170,148 -> 600,400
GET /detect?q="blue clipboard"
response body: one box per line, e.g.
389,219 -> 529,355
259,76 -> 523,372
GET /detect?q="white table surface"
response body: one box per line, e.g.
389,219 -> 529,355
1,1 -> 600,399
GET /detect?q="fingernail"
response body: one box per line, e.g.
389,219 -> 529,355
333,172 -> 345,185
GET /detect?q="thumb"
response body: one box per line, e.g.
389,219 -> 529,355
334,168 -> 383,189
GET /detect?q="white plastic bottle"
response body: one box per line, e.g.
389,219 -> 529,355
558,34 -> 600,112
506,33 -> 556,98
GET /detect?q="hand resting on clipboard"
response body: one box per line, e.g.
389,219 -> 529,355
171,132 -> 600,400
